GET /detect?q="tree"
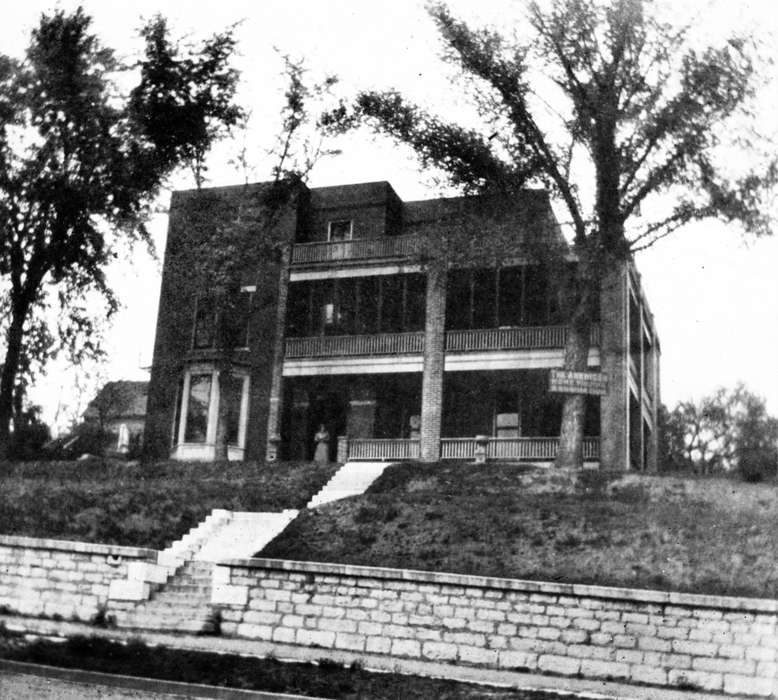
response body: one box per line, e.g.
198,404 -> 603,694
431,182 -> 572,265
662,384 -> 778,480
0,9 -> 243,458
325,0 -> 775,468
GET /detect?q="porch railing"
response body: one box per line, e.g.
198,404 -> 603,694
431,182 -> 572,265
291,234 -> 421,265
439,437 -> 600,461
349,439 -> 421,461
285,332 -> 424,358
445,324 -> 600,352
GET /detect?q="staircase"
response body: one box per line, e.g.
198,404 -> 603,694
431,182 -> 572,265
113,560 -> 216,633
307,461 -> 394,508
109,465 -> 394,633
195,510 -> 298,561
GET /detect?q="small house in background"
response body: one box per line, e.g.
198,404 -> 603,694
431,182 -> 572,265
84,381 -> 148,454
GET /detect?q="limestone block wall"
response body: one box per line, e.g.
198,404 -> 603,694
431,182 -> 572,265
0,535 -> 156,621
214,558 -> 778,698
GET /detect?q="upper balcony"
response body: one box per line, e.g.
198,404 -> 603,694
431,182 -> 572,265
290,234 -> 421,266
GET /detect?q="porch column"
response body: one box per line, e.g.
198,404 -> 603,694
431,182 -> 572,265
599,265 -> 629,471
287,385 -> 310,461
347,378 -> 376,439
420,265 -> 446,462
265,245 -> 291,461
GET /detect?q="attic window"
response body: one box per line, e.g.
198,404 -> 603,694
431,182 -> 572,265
328,219 -> 353,241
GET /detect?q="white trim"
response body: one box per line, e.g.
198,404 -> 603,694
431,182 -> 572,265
283,355 -> 423,376
445,349 -> 600,372
174,365 -> 251,458
283,348 -> 601,377
290,263 -> 422,281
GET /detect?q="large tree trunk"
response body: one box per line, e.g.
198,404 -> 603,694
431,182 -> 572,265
554,272 -> 597,470
0,299 -> 30,460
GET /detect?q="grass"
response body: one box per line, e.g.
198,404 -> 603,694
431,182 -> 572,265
0,459 -> 338,550
261,462 -> 778,600
0,629 -> 571,699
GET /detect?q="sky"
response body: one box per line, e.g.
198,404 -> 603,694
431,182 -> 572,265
3,0 -> 778,431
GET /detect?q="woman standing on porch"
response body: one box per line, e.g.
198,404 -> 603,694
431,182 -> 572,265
314,424 -> 330,464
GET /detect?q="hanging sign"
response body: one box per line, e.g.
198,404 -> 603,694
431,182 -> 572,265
549,369 -> 608,396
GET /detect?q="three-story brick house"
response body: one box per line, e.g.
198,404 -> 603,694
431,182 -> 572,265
144,180 -> 659,470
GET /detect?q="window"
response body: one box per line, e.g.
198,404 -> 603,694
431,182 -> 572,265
193,296 -> 216,349
175,368 -> 250,452
223,290 -> 252,348
193,289 -> 252,350
495,390 -> 519,438
184,374 -> 212,443
328,219 -> 353,241
498,267 -> 523,327
221,374 -> 245,446
472,268 -> 497,328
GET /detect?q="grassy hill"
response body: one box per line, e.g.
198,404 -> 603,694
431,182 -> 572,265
0,459 -> 338,550
261,462 -> 778,600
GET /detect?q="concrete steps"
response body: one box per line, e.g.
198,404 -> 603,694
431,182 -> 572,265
194,510 -> 298,562
113,560 -> 216,633
307,461 -> 394,508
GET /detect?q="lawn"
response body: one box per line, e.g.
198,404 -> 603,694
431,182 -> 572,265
261,462 -> 778,600
0,459 -> 338,550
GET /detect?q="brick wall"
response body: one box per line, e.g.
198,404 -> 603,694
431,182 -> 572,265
599,265 -> 629,470
213,558 -> 778,698
0,536 -> 156,622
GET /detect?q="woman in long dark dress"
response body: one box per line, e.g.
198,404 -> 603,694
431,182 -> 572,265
313,424 -> 330,463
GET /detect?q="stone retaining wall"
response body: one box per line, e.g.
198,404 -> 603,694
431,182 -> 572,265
0,535 -> 156,621
214,558 -> 778,697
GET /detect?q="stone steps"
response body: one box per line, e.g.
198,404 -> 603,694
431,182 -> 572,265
307,462 -> 394,508
194,510 -> 298,562
114,560 -> 216,633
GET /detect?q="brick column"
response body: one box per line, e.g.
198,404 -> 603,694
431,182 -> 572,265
347,378 -> 376,439
599,265 -> 629,471
265,246 -> 291,461
420,266 -> 446,462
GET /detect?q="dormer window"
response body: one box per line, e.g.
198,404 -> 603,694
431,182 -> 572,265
328,219 -> 353,241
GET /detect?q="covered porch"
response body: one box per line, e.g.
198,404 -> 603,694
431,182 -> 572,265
281,369 -> 600,463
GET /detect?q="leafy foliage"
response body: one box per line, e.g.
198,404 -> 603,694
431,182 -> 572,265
0,9 -> 243,456
325,0 -> 776,468
661,384 -> 778,479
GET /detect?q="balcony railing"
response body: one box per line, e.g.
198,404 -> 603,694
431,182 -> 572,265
291,234 -> 421,265
445,324 -> 600,352
285,324 -> 601,359
439,437 -> 600,461
349,439 -> 421,460
285,332 -> 424,359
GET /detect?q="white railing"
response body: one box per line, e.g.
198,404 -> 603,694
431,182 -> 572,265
439,438 -> 477,460
291,234 -> 421,265
285,332 -> 424,358
349,439 -> 421,461
439,437 -> 600,461
445,325 -> 601,352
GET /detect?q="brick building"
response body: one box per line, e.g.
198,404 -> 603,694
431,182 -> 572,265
144,180 -> 660,470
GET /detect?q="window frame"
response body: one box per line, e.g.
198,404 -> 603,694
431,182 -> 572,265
327,219 -> 353,241
174,365 -> 251,452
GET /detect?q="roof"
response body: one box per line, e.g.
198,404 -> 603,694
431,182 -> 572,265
83,381 -> 148,421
